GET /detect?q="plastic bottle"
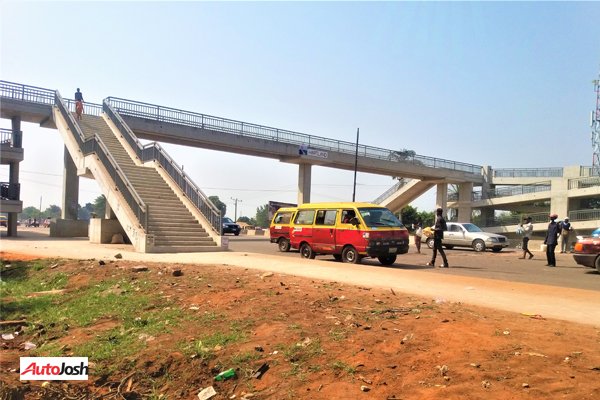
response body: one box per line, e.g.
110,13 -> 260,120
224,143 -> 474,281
214,368 -> 236,381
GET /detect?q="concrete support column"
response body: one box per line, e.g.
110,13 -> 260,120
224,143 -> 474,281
457,182 -> 474,222
105,202 -> 115,219
436,183 -> 448,211
7,117 -> 22,237
297,163 -> 312,205
61,146 -> 79,220
549,166 -> 578,220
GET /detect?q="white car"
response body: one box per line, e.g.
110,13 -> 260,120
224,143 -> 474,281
426,222 -> 509,252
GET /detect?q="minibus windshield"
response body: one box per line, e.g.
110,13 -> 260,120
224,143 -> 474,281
358,208 -> 404,228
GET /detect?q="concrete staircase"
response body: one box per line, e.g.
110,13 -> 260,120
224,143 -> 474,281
77,114 -> 218,252
377,179 -> 436,213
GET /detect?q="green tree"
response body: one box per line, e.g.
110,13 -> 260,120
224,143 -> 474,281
208,196 -> 227,217
417,210 -> 435,227
254,204 -> 269,228
42,205 -> 61,219
19,206 -> 40,221
399,205 -> 419,227
238,216 -> 257,226
78,203 -> 95,220
93,195 -> 106,217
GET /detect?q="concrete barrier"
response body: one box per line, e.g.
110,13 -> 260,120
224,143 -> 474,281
49,219 -> 89,238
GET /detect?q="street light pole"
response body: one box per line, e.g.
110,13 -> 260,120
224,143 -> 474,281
231,197 -> 242,221
352,128 -> 359,202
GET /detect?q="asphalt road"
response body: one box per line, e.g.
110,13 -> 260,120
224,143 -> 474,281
226,235 -> 600,292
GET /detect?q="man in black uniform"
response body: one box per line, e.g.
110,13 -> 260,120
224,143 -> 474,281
544,213 -> 561,267
427,207 -> 449,268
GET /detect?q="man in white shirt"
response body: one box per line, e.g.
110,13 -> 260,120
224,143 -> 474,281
519,216 -> 534,259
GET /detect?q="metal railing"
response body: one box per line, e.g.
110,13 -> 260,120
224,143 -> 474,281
54,91 -> 148,230
493,168 -> 563,178
568,176 -> 600,190
65,99 -> 103,117
102,100 -> 222,233
491,183 -> 552,198
569,209 -> 600,222
579,166 -> 595,177
0,127 -> 22,148
0,182 -> 20,200
476,209 -> 600,228
106,97 -> 484,176
0,80 -> 54,105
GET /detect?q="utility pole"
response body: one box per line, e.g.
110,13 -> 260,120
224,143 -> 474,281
592,70 -> 600,176
231,197 -> 242,221
352,128 -> 360,202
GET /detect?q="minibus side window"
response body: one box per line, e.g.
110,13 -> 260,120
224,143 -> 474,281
295,210 -> 316,225
341,209 -> 356,224
275,212 -> 291,224
315,210 -> 337,226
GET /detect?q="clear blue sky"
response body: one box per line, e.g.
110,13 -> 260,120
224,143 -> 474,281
1,1 -> 599,217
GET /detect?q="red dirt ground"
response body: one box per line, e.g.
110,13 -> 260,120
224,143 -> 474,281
1,252 -> 599,399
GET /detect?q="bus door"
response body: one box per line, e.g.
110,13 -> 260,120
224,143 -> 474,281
312,209 -> 337,252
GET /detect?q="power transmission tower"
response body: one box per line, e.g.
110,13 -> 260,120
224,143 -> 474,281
592,71 -> 600,176
231,197 -> 242,221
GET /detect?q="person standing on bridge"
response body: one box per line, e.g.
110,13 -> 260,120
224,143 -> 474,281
427,208 -> 449,268
518,216 -> 534,259
543,213 -> 561,267
75,88 -> 84,120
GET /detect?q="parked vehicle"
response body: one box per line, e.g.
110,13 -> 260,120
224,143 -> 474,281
0,216 -> 7,227
269,207 -> 298,252
222,217 -> 241,236
572,236 -> 600,273
289,202 -> 409,265
425,222 -> 509,252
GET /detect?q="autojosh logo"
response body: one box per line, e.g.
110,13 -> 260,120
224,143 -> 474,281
20,357 -> 88,380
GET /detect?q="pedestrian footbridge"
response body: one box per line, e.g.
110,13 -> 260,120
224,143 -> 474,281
1,80 -> 598,250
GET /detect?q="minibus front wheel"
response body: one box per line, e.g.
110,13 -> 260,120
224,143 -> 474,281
300,243 -> 316,259
342,246 -> 361,264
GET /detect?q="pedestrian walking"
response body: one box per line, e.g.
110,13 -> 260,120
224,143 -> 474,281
75,88 -> 84,120
543,213 -> 561,267
559,217 -> 573,253
414,218 -> 423,254
427,208 -> 449,268
518,216 -> 534,259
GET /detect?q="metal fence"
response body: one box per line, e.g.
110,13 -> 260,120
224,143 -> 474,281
0,127 -> 22,147
569,209 -> 600,222
102,101 -> 222,233
106,97 -> 484,176
0,81 -> 54,105
0,182 -> 20,200
493,168 -> 563,178
568,176 -> 600,190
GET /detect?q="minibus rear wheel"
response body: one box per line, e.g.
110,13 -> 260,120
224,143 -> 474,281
300,243 -> 316,259
278,238 -> 291,252
377,255 -> 397,265
342,246 -> 361,264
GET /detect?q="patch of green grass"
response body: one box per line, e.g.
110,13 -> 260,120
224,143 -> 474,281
328,327 -> 348,341
74,327 -> 141,362
281,338 -> 323,365
180,328 -> 248,361
331,360 -> 356,375
1,269 -> 68,298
